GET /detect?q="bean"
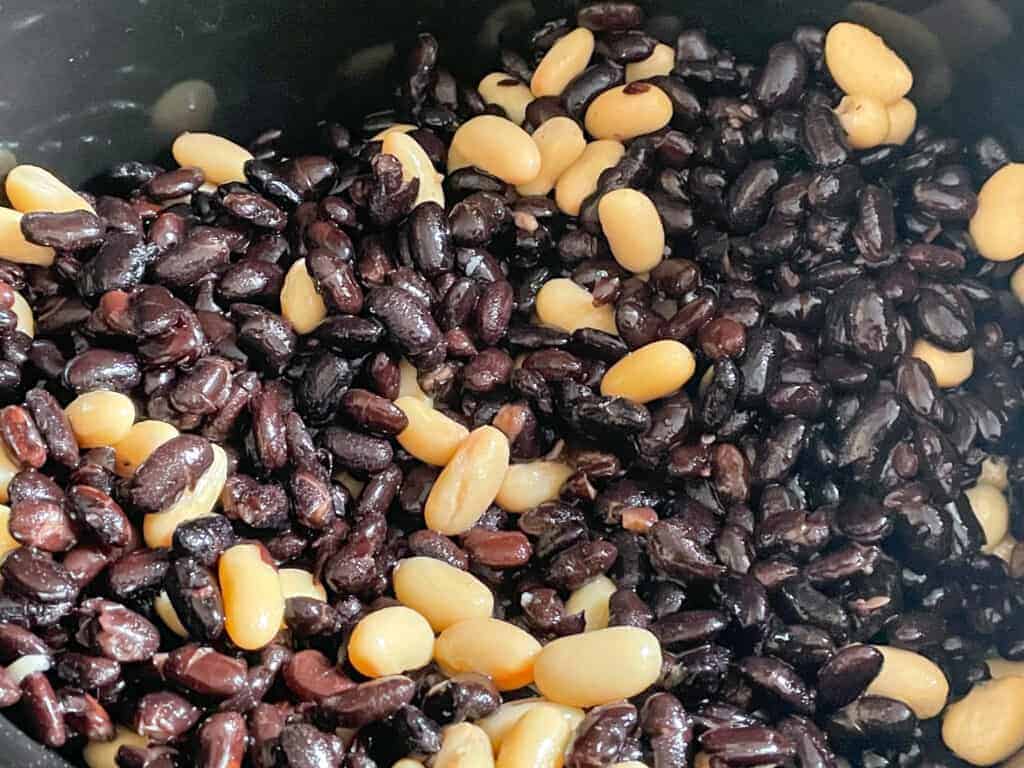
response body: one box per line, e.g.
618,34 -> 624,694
165,644 -> 247,697
283,649 -> 353,701
382,130 -> 445,209
0,405 -> 45,469
348,606 -> 434,677
5,165 -> 93,214
970,163 -> 1024,262
198,712 -> 247,768
449,116 -> 542,185
142,446 -> 227,548
171,132 -> 253,184
835,95 -> 890,150
584,84 -> 673,141
570,702 -> 639,768
600,340 -> 695,404
518,117 -> 586,197
21,672 -> 65,747
278,568 -> 327,602
218,543 -> 285,650
133,690 -> 200,743
280,258 -> 327,335
626,43 -> 675,82
0,208 -> 55,266
555,142 -> 625,217
154,591 -> 189,637
113,420 -> 179,477
817,644 -> 884,711
824,22 -> 912,103
434,723 -> 494,768
393,396 -> 467,467
393,557 -> 493,631
942,677 -> 1024,765
10,291 -> 32,337
435,618 -> 542,690
83,725 -> 149,768
533,627 -> 661,707
478,699 -> 584,752
753,41 -> 807,109
885,98 -> 917,144
496,704 -> 572,768
565,575 -> 616,631
979,457 -> 1009,491
865,645 -> 949,719
495,461 -> 573,513
478,73 -> 535,126
532,28 -> 595,97
64,390 -> 135,449
536,278 -> 617,335
966,482 -> 1010,553
911,339 -> 974,388
425,425 -> 510,535
599,189 -> 665,273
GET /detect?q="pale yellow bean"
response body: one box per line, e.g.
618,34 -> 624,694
0,504 -> 19,561
884,98 -> 917,145
598,188 -> 665,273
565,575 -> 617,631
371,123 -> 417,141
220,543 -> 285,650
435,723 -> 495,768
11,291 -> 33,338
535,278 -> 617,335
281,258 -> 327,334
143,445 -> 228,547
348,605 -> 435,677
626,43 -> 676,82
478,699 -> 585,752
0,445 -> 18,506
279,568 -> 327,601
113,420 -> 179,478
172,132 -> 253,185
393,760 -> 424,768
152,79 -> 218,137
5,165 -> 94,213
154,590 -> 188,638
533,627 -> 662,707
531,28 -> 595,97
0,208 -> 55,266
399,358 -> 432,404
824,22 -> 913,103
395,396 -> 469,467
971,163 -> 1024,262
65,390 -> 136,449
425,426 -> 510,535
495,461 -> 574,513
393,557 -> 493,631
434,617 -> 542,691
449,116 -> 542,185
942,677 -> 1024,765
981,456 -> 1010,491
496,704 -> 571,768
601,340 -> 696,404
517,117 -> 586,197
584,84 -> 673,141
911,339 -> 974,389
555,140 -> 625,216
479,73 -> 535,126
987,657 -> 1024,680
83,725 -> 149,768
865,645 -> 950,719
835,94 -> 891,150
966,482 -> 1010,553
382,131 -> 445,209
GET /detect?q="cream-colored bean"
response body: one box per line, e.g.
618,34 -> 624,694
434,723 -> 495,768
981,456 -> 1010,491
399,358 -> 432,404
279,568 -> 327,601
65,390 -> 136,449
835,94 -> 891,150
517,117 -> 586,197
943,677 -> 1024,766
533,627 -> 662,707
554,140 -> 625,216
0,444 -> 18,506
478,699 -> 585,753
434,617 -> 542,691
425,426 -> 510,535
154,590 -> 188,638
601,340 -> 696,404
584,84 -> 673,141
598,188 -> 665,273
0,504 -> 19,561
113,420 -> 179,478
382,131 -> 445,209
83,725 -> 149,768
348,605 -> 435,677
11,291 -> 33,338
449,116 -> 542,185
884,98 -> 917,145
143,445 -> 228,547
0,208 -> 55,266
395,396 -> 469,467
986,657 -> 1024,680
865,645 -> 950,719
393,760 -> 424,768
971,163 -> 1024,262
495,461 -> 573,513
479,73 -> 535,126
966,482 -> 1010,553
911,339 -> 974,389
393,557 -> 493,631
626,43 -> 675,82
172,132 -> 253,185
281,258 -> 327,334
219,543 -> 285,650
5,165 -> 94,214
152,79 -> 218,137
496,704 -> 571,768
824,22 -> 913,103
535,278 -> 617,335
371,123 -> 418,141
565,575 -> 616,632
531,28 -> 595,97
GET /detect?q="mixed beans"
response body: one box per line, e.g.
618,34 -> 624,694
0,3 -> 1021,767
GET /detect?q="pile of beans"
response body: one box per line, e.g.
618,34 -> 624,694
0,3 -> 1022,767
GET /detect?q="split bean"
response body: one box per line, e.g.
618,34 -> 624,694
281,258 -> 327,334
495,461 -> 574,513
478,698 -> 584,752
555,140 -> 625,216
65,390 -> 135,449
113,420 -> 179,478
600,340 -> 696,403
143,445 -> 227,547
496,704 -> 572,768
598,188 -> 665,273
942,677 -> 1024,765
533,627 -> 662,707
535,278 -> 618,335
965,482 -> 1009,553
584,83 -> 673,141
382,130 -> 445,208
5,165 -> 94,214
83,725 -> 149,768
434,617 -> 542,691
565,575 -> 616,631
219,542 -> 285,650
865,645 -> 950,719
0,208 -> 55,266
348,605 -> 435,677
395,396 -> 469,466
478,73 -> 535,126
885,98 -> 917,144
393,557 -> 494,631
824,22 -> 913,103
835,95 -> 890,150
449,116 -> 542,185
517,117 -> 586,196
171,132 -> 253,185
626,43 -> 675,82
970,163 -> 1024,262
434,723 -> 495,768
424,425 -> 510,535
911,339 -> 974,388
531,28 -> 595,97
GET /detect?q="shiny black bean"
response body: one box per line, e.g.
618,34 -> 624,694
752,42 -> 807,109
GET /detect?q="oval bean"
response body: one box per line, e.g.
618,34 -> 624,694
517,117 -> 586,197
348,605 -> 435,677
531,28 -> 595,97
395,396 -> 469,467
83,725 -> 149,768
143,445 -> 227,547
219,542 -> 285,650
970,163 -> 1024,262
435,617 -> 542,691
65,390 -> 135,449
382,130 -> 445,209
824,22 -> 913,103
600,340 -> 696,403
626,43 -> 675,82
0,208 -> 55,266
565,575 -> 616,631
496,704 -> 572,768
885,98 -> 917,144
434,723 -> 495,768
171,132 -> 253,185
536,278 -> 618,335
495,461 -> 574,513
598,188 -> 665,273
911,339 -> 974,388
584,83 -> 672,141
835,95 -> 890,150
965,482 -> 1009,553
478,698 -> 585,752
942,677 -> 1024,766
479,73 -> 535,126
555,140 -> 625,216
865,645 -> 949,719
281,258 -> 327,334
113,420 -> 179,478
425,425 -> 510,535
393,557 -> 494,631
449,116 -> 542,185
5,165 -> 94,214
